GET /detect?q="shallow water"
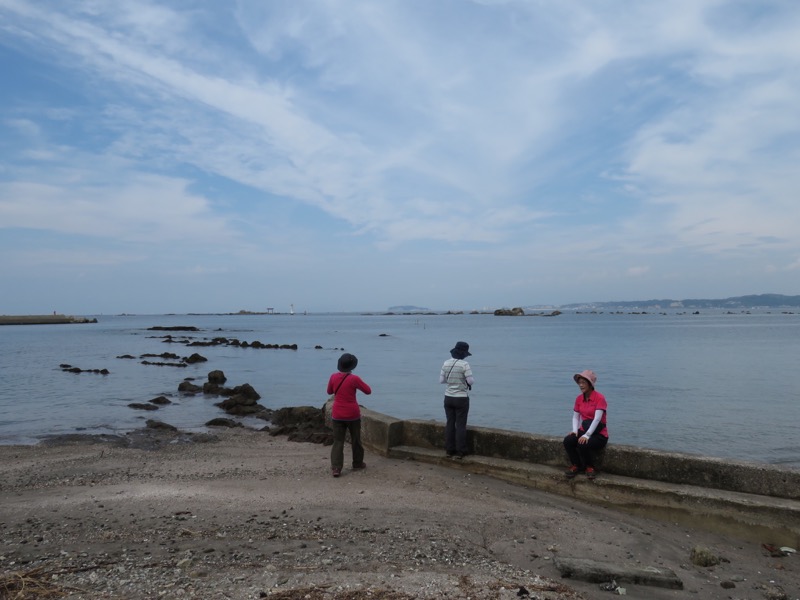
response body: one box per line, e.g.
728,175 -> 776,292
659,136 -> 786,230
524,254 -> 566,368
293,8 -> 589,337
1,310 -> 798,469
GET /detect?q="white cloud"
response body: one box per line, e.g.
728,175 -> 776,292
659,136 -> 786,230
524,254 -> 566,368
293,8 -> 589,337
0,168 -> 233,244
1,0 -> 799,311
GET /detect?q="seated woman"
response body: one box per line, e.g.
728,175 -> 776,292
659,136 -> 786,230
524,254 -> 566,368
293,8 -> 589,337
563,369 -> 608,480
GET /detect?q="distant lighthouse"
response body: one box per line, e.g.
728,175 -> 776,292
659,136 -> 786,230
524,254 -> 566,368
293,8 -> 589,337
290,303 -> 295,315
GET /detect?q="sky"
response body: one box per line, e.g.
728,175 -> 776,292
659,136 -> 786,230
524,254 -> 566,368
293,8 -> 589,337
1,0 -> 800,314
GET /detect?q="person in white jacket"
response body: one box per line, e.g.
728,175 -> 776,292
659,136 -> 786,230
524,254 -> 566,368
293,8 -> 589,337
439,341 -> 474,459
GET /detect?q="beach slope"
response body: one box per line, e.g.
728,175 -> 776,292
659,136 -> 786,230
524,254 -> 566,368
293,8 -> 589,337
0,429 -> 796,599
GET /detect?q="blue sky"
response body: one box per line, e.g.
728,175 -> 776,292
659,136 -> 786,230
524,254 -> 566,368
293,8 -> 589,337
1,1 -> 799,314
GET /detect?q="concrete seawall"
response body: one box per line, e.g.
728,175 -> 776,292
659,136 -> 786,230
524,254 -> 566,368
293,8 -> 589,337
349,403 -> 800,547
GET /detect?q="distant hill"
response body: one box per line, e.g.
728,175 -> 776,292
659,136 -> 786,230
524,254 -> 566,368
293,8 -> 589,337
387,305 -> 430,312
558,293 -> 800,310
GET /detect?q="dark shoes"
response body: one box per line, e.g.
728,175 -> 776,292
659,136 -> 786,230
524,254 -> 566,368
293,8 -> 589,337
565,465 -> 598,479
333,463 -> 366,477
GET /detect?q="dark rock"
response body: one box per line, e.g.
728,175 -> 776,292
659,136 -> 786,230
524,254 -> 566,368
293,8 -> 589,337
205,418 -> 243,428
184,353 -> 207,364
268,405 -> 333,445
216,394 -> 257,409
128,403 -> 159,411
203,382 -> 225,395
178,381 -> 202,394
147,326 -> 199,331
141,352 -> 181,360
141,360 -> 186,367
230,383 -> 260,400
60,365 -> 110,375
149,396 -> 172,405
208,370 -> 227,384
494,307 -> 525,316
214,394 -> 266,416
271,405 -> 325,427
145,419 -> 178,431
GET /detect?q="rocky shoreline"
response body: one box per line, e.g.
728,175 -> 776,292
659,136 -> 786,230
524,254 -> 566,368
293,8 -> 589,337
1,426 -> 797,600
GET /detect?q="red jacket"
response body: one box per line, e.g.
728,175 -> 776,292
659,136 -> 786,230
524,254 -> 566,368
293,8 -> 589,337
327,372 -> 372,420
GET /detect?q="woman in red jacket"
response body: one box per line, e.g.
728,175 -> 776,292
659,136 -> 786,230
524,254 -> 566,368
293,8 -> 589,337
327,353 -> 372,478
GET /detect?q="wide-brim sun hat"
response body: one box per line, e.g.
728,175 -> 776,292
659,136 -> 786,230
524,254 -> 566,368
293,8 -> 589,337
573,370 -> 597,388
337,353 -> 358,372
450,341 -> 471,356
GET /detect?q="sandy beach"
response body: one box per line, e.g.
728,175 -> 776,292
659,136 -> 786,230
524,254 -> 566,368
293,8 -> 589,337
1,428 -> 796,600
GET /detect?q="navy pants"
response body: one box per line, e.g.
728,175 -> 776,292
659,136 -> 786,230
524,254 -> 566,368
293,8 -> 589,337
563,431 -> 608,470
444,395 -> 470,455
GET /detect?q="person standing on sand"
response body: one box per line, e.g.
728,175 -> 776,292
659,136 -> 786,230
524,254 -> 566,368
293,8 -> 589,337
327,353 -> 372,478
439,341 -> 474,459
563,369 -> 608,480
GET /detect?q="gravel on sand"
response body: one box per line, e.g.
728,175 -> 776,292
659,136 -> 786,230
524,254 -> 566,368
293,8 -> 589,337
1,429 -> 797,599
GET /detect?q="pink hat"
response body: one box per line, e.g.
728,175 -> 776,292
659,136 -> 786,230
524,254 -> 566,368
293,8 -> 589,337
573,370 -> 597,388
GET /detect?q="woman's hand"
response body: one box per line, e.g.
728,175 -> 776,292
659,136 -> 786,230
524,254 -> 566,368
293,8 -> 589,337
578,434 -> 589,445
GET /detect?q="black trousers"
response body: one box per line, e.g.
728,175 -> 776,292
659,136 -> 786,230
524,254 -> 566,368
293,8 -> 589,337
563,431 -> 608,470
444,395 -> 469,455
331,419 -> 364,469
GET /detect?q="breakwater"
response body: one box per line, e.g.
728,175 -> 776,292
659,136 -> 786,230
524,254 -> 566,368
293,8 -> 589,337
0,314 -> 97,325
345,402 -> 800,547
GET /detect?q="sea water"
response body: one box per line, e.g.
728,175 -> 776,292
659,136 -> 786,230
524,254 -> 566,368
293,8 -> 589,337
0,310 -> 797,469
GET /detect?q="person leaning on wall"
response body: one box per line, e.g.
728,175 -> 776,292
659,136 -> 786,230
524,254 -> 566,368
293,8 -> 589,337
439,341 -> 474,459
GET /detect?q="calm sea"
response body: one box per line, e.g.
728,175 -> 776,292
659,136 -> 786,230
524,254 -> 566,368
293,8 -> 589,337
1,311 -> 798,469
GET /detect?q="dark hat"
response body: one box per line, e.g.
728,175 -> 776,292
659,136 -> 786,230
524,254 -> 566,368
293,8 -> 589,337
450,341 -> 471,358
337,353 -> 358,372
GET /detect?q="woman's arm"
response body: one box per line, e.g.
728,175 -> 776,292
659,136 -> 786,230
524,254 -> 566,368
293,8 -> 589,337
581,409 -> 605,438
571,411 -> 580,435
356,377 -> 372,395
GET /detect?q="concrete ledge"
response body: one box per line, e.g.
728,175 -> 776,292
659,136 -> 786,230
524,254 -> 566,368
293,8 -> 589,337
354,405 -> 800,546
367,413 -> 800,501
360,406 -> 405,453
553,557 -> 683,589
387,444 -> 800,547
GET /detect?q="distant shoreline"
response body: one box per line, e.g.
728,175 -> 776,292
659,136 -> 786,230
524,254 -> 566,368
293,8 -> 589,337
0,314 -> 97,325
